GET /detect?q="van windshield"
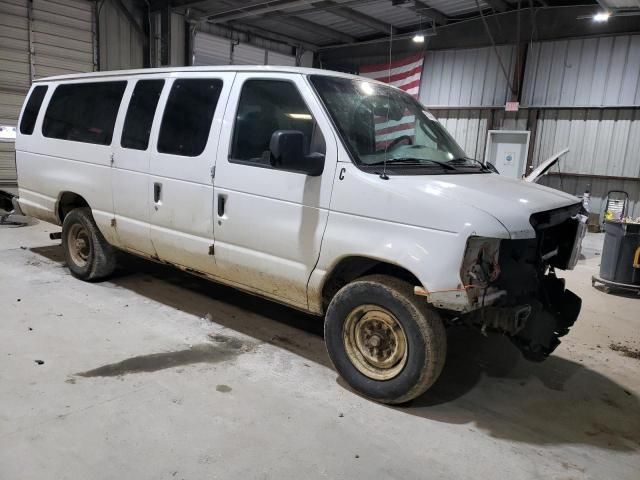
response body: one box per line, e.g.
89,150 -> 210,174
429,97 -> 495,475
310,75 -> 487,174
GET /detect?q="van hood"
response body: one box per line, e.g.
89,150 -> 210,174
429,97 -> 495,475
383,172 -> 580,239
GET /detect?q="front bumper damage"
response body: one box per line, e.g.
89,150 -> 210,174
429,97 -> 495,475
462,274 -> 582,361
455,203 -> 585,361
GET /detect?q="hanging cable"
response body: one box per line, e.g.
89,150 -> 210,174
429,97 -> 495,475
528,0 -> 539,54
474,0 -> 516,96
380,25 -> 393,180
515,0 -> 521,99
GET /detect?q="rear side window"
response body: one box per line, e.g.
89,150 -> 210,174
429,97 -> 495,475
20,85 -> 48,135
42,81 -> 126,145
121,79 -> 164,150
158,79 -> 223,157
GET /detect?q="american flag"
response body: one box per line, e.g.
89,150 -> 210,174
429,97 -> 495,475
359,54 -> 424,150
359,53 -> 424,97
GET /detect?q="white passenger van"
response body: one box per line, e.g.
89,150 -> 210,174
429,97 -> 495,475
14,66 -> 585,403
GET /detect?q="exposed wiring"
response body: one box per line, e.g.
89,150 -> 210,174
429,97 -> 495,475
423,285 -> 485,293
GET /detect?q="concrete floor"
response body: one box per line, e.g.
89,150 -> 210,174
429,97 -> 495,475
1,221 -> 639,480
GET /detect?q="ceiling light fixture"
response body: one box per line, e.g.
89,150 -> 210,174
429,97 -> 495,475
413,14 -> 425,43
593,11 -> 611,22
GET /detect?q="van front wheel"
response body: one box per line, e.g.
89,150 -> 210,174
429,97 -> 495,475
324,275 -> 446,404
62,207 -> 116,281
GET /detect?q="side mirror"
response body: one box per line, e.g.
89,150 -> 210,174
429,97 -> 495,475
269,130 -> 324,176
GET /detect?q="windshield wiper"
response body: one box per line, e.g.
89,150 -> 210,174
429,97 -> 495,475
366,157 -> 458,170
449,157 -> 492,171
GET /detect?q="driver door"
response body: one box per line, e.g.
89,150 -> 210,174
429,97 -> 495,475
212,73 -> 338,309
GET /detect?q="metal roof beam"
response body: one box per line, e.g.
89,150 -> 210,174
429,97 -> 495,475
274,15 -> 356,43
202,0 -> 397,35
484,0 -> 509,12
225,20 -> 319,51
205,0 -> 313,22
314,0 -> 397,35
412,1 -> 449,25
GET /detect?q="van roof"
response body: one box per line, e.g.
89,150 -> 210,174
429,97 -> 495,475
34,65 -> 369,84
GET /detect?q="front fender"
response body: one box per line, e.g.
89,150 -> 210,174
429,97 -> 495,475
309,209 -> 509,313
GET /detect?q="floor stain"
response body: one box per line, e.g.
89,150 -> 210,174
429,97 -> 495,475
208,333 -> 246,350
609,343 -> 640,360
216,384 -> 232,393
76,336 -> 251,378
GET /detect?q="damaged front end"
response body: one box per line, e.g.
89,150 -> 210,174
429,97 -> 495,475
458,203 -> 586,361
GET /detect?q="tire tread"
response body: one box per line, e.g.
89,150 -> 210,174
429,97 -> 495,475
325,274 -> 447,404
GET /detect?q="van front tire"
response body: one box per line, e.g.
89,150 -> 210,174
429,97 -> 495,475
324,275 -> 446,404
62,207 -> 116,281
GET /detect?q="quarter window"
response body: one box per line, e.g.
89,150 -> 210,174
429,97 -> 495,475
42,81 -> 126,145
121,80 -> 164,150
157,79 -> 223,157
230,80 -> 325,166
20,85 -> 48,135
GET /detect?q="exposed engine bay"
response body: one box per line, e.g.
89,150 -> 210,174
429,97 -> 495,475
459,203 -> 587,361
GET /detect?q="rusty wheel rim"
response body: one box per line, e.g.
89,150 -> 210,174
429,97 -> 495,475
67,223 -> 91,268
343,305 -> 408,380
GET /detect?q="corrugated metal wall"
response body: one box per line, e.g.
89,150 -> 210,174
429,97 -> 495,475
432,109 -> 531,173
493,109 -> 530,131
522,35 -> 640,107
0,0 -> 30,92
266,50 -> 296,67
419,45 -> 516,107
528,108 -> 640,217
198,22 -> 297,58
193,32 -> 231,66
421,35 -> 640,218
233,42 -> 266,65
0,0 -> 95,184
0,0 -> 29,183
98,0 -> 144,70
434,110 -> 490,161
193,29 -> 296,67
521,36 -> 640,217
531,109 -> 640,177
32,0 -> 95,78
540,176 -> 640,220
170,12 -> 184,67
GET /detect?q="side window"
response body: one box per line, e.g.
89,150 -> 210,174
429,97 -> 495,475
230,80 -> 325,166
157,79 -> 223,157
121,79 -> 164,150
42,81 -> 126,145
20,85 -> 48,135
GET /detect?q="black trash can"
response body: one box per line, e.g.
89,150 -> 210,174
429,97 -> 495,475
599,220 -> 640,286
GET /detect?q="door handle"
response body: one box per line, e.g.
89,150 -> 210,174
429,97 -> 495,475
217,194 -> 225,217
153,182 -> 162,204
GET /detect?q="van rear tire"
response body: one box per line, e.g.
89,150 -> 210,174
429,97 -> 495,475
62,207 -> 116,281
324,274 -> 446,404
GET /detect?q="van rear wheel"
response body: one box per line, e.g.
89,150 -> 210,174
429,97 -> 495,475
62,207 -> 116,281
324,274 -> 446,404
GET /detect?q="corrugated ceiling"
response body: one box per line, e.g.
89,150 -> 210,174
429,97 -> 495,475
184,0 -> 608,48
